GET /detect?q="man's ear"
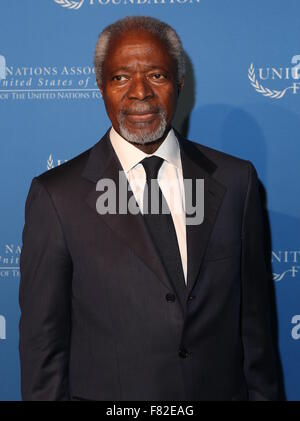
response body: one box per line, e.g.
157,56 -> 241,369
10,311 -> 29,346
177,76 -> 185,95
97,80 -> 104,97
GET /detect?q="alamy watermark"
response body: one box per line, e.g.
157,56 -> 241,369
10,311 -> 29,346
95,171 -> 204,225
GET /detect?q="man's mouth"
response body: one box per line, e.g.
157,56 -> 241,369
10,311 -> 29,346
125,112 -> 158,123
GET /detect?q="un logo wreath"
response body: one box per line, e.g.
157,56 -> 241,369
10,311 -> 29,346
248,63 -> 288,100
54,0 -> 84,10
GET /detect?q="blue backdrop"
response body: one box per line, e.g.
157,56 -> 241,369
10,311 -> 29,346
0,0 -> 299,400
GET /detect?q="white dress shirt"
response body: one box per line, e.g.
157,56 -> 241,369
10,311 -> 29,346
109,126 -> 187,284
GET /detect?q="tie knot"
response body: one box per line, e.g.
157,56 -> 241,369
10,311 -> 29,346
141,156 -> 164,181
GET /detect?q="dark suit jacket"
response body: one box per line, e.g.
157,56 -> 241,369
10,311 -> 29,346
19,129 -> 280,401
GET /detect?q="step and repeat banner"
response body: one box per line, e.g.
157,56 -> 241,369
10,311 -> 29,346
0,0 -> 299,400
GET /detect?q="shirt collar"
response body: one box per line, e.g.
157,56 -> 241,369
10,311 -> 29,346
109,126 -> 182,174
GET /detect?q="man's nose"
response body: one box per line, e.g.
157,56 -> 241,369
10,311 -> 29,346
127,76 -> 154,100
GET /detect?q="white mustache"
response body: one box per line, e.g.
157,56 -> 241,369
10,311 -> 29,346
121,103 -> 162,115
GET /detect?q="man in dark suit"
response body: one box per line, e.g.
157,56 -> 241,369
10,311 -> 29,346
19,16 -> 280,400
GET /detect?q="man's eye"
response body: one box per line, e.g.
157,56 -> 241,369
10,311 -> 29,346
150,73 -> 166,80
112,75 -> 128,81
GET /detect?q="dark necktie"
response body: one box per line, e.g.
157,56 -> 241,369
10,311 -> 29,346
140,156 -> 187,302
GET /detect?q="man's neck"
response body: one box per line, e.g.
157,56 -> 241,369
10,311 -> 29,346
132,139 -> 164,155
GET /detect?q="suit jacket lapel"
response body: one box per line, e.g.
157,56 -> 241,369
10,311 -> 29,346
177,132 -> 227,296
82,130 -> 179,303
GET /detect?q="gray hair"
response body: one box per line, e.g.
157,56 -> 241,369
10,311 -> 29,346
94,16 -> 185,86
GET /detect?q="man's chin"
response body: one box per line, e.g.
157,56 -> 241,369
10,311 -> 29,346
126,132 -> 158,145
127,136 -> 162,146
119,124 -> 168,145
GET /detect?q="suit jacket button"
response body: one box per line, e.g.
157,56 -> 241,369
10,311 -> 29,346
188,295 -> 195,301
179,349 -> 189,358
165,293 -> 176,302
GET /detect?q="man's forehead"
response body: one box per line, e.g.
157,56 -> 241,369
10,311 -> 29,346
105,30 -> 173,68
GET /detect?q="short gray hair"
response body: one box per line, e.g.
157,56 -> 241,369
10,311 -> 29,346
94,16 -> 185,86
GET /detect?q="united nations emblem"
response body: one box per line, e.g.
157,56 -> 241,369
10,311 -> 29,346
54,0 -> 85,10
248,63 -> 288,100
248,56 -> 300,100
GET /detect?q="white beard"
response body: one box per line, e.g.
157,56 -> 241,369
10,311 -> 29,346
117,110 -> 167,145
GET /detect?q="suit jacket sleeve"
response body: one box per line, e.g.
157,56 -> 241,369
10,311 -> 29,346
19,177 -> 72,401
241,162 -> 280,400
